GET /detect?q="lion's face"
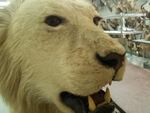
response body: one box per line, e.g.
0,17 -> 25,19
5,0 -> 126,113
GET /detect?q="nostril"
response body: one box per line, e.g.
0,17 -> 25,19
101,58 -> 119,68
95,52 -> 125,70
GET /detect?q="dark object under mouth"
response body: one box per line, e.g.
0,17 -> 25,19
60,92 -> 89,113
60,90 -> 115,113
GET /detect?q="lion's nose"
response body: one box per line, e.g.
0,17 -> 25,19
95,52 -> 125,70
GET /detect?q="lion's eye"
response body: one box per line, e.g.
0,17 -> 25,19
93,16 -> 102,26
45,15 -> 64,27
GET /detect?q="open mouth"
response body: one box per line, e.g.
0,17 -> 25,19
60,82 -> 115,113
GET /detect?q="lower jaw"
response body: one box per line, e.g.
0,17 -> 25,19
60,87 -> 113,113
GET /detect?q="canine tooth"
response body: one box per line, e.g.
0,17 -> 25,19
88,96 -> 96,111
104,87 -> 111,103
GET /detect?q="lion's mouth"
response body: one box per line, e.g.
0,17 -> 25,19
60,83 -> 114,113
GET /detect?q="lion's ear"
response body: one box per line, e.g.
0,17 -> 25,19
0,0 -> 24,45
0,8 -> 10,45
9,0 -> 25,12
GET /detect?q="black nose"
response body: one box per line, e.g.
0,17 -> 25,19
95,52 -> 125,70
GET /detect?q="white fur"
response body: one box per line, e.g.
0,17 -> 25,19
0,0 -> 126,113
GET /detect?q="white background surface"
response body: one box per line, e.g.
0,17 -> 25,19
0,96 -> 9,113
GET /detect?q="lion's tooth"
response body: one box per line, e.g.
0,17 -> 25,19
104,87 -> 111,103
88,96 -> 96,111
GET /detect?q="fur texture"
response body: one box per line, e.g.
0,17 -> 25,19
0,0 -> 126,113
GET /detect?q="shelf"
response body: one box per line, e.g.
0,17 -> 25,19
103,12 -> 146,39
123,13 -> 146,17
103,13 -> 146,19
132,39 -> 150,45
104,30 -> 143,35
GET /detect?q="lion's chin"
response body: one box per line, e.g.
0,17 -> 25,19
60,82 -> 114,113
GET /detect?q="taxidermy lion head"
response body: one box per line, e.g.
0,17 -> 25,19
0,0 -> 126,113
